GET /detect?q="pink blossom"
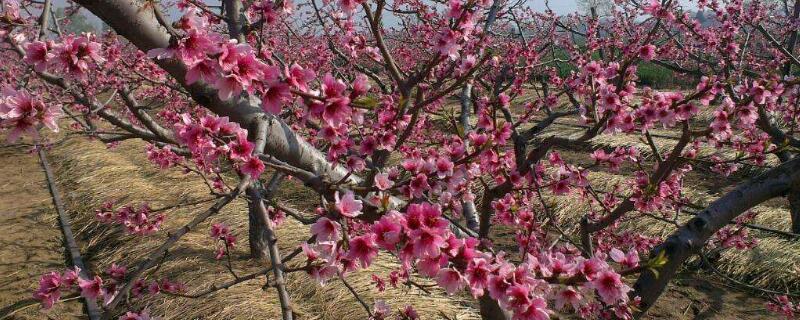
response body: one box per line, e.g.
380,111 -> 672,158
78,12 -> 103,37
643,0 -> 662,15
590,270 -> 631,305
374,173 -> 394,190
517,297 -> 551,320
347,234 -> 378,267
106,263 -> 127,281
322,99 -> 352,126
417,255 -> 445,277
23,40 -> 52,72
577,257 -> 608,280
78,275 -> 104,300
321,73 -> 346,98
435,157 -> 454,178
229,53 -> 267,88
352,74 -> 371,97
371,299 -> 391,319
335,191 -> 362,218
310,265 -> 338,284
0,87 -> 61,142
311,217 -> 341,241
178,30 -> 220,64
639,44 -> 657,61
404,203 -> 447,231
33,272 -> 62,309
52,34 -> 105,80
435,29 -> 461,59
400,305 -> 420,320
337,0 -> 363,15
436,268 -> 465,295
767,295 -> 797,319
261,82 -> 291,114
286,63 -> 315,91
487,271 -> 512,301
62,268 -> 80,287
217,40 -> 249,70
505,284 -> 532,312
465,258 -> 491,297
215,74 -> 244,101
447,0 -> 464,18
185,58 -> 220,85
371,214 -> 403,249
555,286 -> 583,311
210,223 -> 230,238
118,308 -> 154,320
609,248 -> 640,269
146,144 -> 182,169
408,173 -> 430,198
239,156 -> 265,178
2,0 -> 20,22
550,177 -> 570,195
228,131 -> 254,161
410,227 -> 445,258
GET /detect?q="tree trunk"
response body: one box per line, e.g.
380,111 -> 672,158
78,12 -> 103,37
785,0 -> 800,234
479,295 -> 511,320
790,184 -> 800,234
459,83 -> 480,232
246,185 -> 294,320
633,157 -> 800,316
249,173 -> 285,260
248,188 -> 270,261
74,0 -> 359,189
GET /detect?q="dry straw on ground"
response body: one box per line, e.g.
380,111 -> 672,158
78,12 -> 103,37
30,115 -> 800,319
47,136 -> 480,319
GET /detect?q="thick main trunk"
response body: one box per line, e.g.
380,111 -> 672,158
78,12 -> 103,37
74,0 -> 356,186
633,157 -> 800,315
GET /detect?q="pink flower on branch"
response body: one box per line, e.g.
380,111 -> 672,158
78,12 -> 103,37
335,191 -> 362,218
23,40 -> 52,72
590,270 -> 631,305
239,156 -> 265,178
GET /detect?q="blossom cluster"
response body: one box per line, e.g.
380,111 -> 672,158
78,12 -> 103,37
308,198 -> 642,319
768,295 -> 800,319
23,34 -> 106,80
210,223 -> 237,260
173,113 -> 264,178
95,201 -> 165,236
33,263 -> 184,312
0,87 -> 61,142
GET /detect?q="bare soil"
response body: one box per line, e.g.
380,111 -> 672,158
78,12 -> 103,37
0,145 -> 83,319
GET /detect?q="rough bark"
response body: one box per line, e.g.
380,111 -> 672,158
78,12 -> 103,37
460,83 -> 480,232
246,186 -> 294,320
633,157 -> 800,315
249,173 -> 286,260
791,183 -> 800,234
73,0 -> 356,186
785,0 -> 800,234
479,295 -> 512,320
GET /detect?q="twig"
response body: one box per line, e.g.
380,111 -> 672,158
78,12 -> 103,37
102,179 -> 250,317
339,274 -> 373,317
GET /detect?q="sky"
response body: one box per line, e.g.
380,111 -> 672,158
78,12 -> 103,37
55,0 -> 585,29
54,0 -> 701,31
